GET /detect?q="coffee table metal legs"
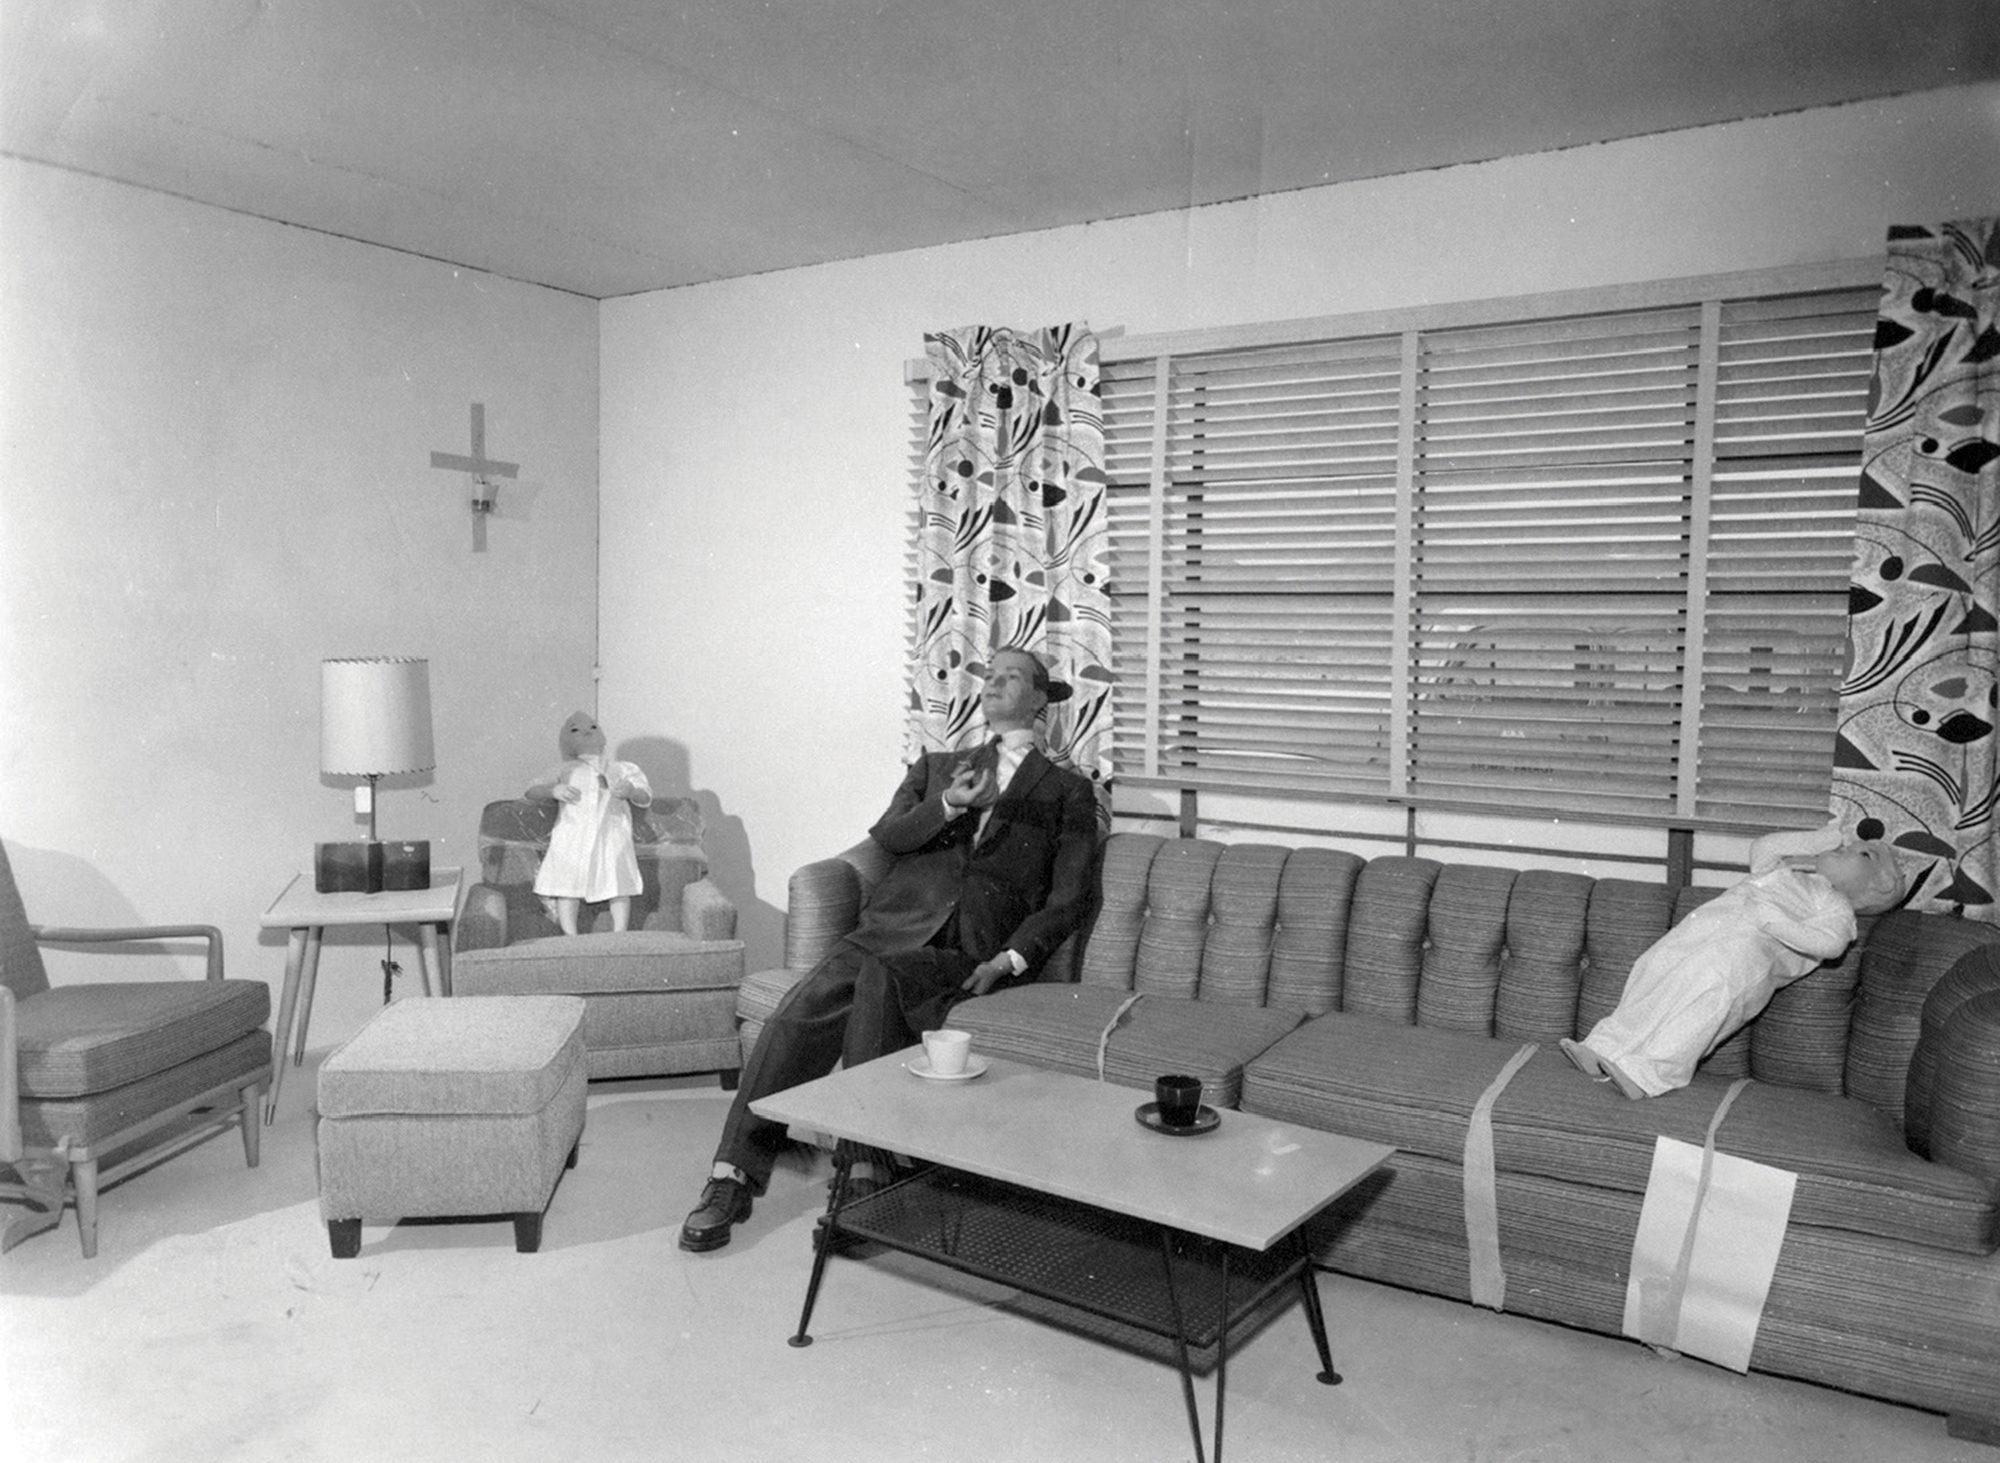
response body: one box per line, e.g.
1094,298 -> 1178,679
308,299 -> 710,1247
786,1162 -> 1342,1461
1298,1255 -> 1342,1385
1160,1228 -> 1340,1463
789,1150 -> 859,1348
1159,1230 -> 1229,1463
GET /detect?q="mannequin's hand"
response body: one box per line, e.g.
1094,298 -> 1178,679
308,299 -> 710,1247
944,764 -> 997,811
960,956 -> 1014,996
553,783 -> 582,804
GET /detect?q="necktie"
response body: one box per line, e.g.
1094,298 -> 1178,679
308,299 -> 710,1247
975,738 -> 1008,840
972,737 -> 1001,782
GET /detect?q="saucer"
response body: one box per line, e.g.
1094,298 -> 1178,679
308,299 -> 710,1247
905,1054 -> 990,1082
1135,1101 -> 1221,1136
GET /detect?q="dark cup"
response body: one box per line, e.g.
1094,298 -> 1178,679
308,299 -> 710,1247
1155,1073 -> 1204,1128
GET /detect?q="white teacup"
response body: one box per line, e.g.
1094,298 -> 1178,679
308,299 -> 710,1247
922,1028 -> 972,1076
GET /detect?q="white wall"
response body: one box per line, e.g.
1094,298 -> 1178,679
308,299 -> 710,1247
601,85 -> 2000,973
0,160 -> 600,1051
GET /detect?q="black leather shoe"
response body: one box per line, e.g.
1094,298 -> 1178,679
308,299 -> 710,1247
679,1177 -> 753,1252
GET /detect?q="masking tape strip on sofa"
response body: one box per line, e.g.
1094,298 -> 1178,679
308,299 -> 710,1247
1096,992 -> 1145,1082
1463,1041 -> 1540,1312
1641,1075 -> 1754,1346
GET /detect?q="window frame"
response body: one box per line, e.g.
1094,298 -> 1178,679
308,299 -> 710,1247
1093,259 -> 1884,836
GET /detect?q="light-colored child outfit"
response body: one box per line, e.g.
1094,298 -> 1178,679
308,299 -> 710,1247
1572,825 -> 1858,1097
532,754 -> 650,904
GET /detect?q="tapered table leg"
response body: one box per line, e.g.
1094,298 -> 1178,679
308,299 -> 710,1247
265,927 -> 309,1123
291,927 -> 325,1065
417,922 -> 445,996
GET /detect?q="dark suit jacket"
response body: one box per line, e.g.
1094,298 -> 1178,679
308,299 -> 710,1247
846,743 -> 1099,976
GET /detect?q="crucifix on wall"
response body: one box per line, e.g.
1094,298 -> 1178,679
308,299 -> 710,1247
430,403 -> 520,552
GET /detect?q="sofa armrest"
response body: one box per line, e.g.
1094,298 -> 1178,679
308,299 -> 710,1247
1930,990 -> 2000,1186
681,878 -> 738,941
454,883 -> 511,953
783,853 -> 871,972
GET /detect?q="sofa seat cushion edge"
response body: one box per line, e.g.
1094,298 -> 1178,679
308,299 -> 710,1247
1243,1010 -> 1999,1255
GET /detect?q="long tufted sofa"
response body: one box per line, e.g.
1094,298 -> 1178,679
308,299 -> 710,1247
739,829 -> 2000,1441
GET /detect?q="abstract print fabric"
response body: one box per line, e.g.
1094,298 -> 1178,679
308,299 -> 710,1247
1836,217 -> 2000,913
908,322 -> 1112,784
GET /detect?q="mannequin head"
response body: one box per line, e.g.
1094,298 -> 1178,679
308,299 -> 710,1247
558,712 -> 605,760
1813,839 -> 1906,914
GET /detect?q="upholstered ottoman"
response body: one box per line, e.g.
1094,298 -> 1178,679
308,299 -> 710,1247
452,931 -> 745,1084
316,995 -> 587,1256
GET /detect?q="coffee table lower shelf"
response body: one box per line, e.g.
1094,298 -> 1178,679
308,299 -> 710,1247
788,1163 -> 1339,1463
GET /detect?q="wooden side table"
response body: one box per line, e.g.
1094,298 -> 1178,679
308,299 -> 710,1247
260,865 -> 465,1122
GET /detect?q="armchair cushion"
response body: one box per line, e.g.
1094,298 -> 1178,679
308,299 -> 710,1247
14,980 -> 269,1097
17,1030 -> 271,1150
452,929 -> 747,1084
452,932 -> 743,997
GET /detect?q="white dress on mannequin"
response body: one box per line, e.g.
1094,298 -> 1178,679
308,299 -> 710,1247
532,753 -> 651,904
1573,824 -> 1858,1097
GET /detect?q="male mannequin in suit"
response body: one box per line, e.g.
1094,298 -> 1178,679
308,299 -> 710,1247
680,647 -> 1099,1252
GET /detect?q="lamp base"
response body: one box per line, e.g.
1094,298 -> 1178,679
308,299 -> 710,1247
315,841 -> 432,894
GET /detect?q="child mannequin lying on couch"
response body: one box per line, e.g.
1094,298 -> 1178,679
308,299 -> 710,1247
1562,820 -> 1907,1098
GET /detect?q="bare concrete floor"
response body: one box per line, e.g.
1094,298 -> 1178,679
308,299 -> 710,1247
2,1064 -> 1990,1463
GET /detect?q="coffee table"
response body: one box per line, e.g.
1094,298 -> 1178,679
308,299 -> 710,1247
750,1053 -> 1393,1463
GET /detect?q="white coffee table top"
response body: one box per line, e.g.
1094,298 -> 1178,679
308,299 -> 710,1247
751,1053 -> 1393,1251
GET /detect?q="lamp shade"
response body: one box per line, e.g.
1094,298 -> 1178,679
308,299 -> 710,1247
320,657 -> 435,776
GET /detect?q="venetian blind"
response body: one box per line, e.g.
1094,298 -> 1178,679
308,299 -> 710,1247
1095,268 -> 1881,827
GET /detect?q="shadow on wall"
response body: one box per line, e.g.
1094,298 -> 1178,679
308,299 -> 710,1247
618,736 -> 784,974
3,840 -> 212,984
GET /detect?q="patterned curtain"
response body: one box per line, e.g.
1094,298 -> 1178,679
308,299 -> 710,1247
1834,216 -> 2000,914
905,323 -> 1113,783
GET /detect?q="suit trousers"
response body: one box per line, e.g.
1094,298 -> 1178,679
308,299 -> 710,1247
713,937 -> 972,1188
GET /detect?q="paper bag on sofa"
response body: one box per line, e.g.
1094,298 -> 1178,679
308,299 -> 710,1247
1624,1133 -> 1797,1373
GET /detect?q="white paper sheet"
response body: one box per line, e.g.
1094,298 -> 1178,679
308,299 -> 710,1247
1624,1134 -> 1797,1372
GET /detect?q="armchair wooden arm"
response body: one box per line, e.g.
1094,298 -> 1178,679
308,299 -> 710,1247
31,924 -> 225,979
1,986 -> 19,1163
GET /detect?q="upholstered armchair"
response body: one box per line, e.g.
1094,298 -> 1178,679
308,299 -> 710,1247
451,798 -> 746,1084
0,841 -> 272,1257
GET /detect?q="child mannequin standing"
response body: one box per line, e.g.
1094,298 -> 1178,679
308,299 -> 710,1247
528,712 -> 653,935
1562,820 -> 1906,1098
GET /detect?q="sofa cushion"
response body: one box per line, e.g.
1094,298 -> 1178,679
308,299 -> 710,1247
949,983 -> 1305,1109
1244,1011 -> 1999,1255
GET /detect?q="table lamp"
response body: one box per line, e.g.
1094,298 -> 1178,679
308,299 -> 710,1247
316,656 -> 436,893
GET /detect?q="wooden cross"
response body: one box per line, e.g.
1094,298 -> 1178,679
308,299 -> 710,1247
430,403 -> 520,551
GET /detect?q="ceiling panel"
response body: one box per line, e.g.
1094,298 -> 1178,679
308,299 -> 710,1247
3,0 -> 1995,298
